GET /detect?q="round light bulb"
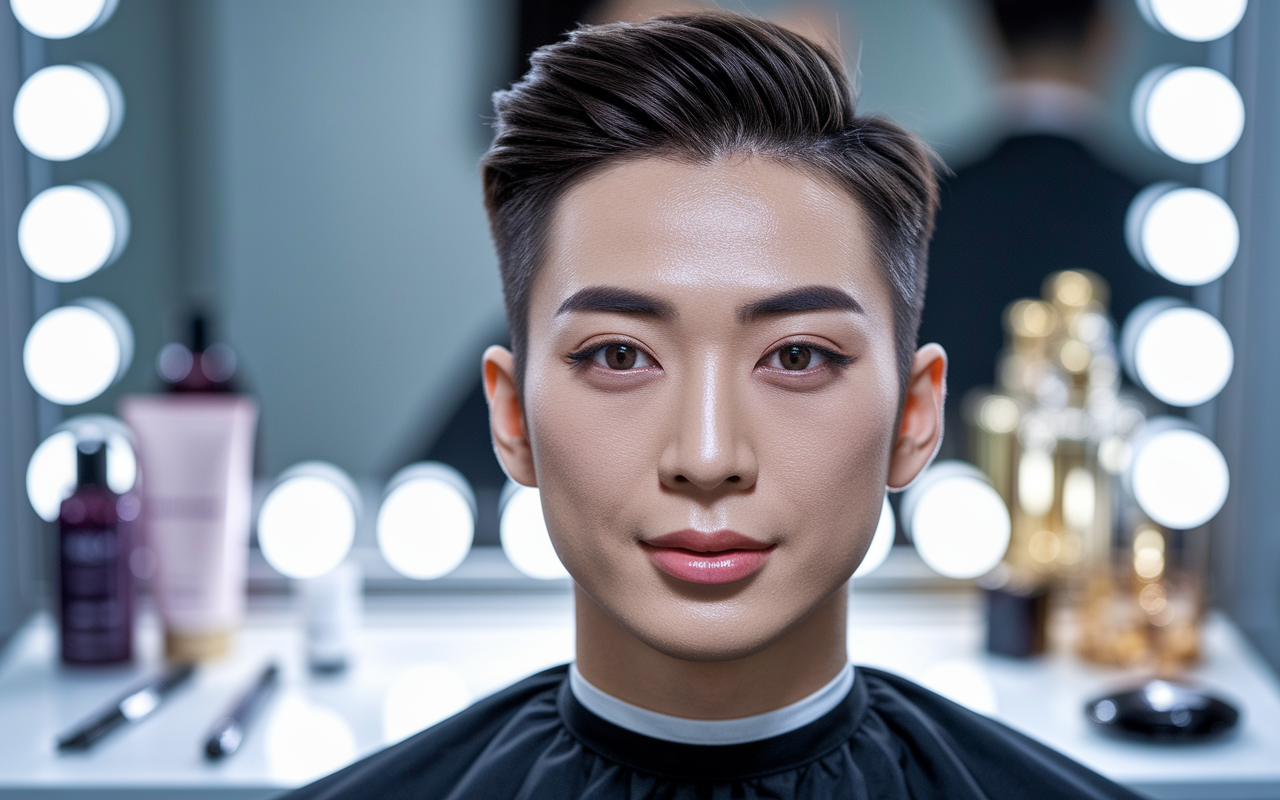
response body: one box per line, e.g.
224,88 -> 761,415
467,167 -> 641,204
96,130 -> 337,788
499,483 -> 568,580
13,63 -> 124,161
376,463 -> 474,580
24,299 -> 133,405
381,663 -> 471,744
853,496 -> 895,578
1129,421 -> 1228,529
902,461 -> 1011,580
1122,299 -> 1233,407
265,696 -> 357,784
10,0 -> 118,39
258,463 -> 359,579
1138,0 -> 1247,42
26,416 -> 136,522
1134,66 -> 1244,164
19,182 -> 130,282
1126,183 -> 1238,286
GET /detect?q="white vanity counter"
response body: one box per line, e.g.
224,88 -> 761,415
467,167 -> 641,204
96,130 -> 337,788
0,585 -> 1277,800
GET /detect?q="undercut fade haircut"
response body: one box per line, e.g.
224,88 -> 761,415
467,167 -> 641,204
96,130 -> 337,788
482,11 -> 938,399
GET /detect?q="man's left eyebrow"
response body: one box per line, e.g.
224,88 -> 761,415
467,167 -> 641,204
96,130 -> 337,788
737,286 -> 864,322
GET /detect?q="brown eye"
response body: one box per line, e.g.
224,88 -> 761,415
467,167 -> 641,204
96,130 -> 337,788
780,345 -> 811,370
603,344 -> 637,370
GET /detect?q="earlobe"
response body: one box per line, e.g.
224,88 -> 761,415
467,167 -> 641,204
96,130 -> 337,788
482,345 -> 537,487
886,343 -> 947,490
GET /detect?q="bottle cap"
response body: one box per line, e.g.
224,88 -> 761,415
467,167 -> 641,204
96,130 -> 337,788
75,439 -> 109,489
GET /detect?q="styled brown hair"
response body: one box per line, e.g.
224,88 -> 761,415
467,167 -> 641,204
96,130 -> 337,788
482,11 -> 938,397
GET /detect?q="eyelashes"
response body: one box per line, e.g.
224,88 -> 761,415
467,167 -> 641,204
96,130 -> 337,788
763,343 -> 853,372
566,339 -> 854,374
567,341 -> 655,371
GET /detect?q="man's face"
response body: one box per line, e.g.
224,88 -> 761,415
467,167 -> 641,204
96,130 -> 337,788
519,156 -> 901,661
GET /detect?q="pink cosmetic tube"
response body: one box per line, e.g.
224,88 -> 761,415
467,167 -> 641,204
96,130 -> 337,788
120,395 -> 257,661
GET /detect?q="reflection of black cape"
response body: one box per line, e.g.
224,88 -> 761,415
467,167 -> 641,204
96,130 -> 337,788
284,664 -> 1140,799
918,134 -> 1186,404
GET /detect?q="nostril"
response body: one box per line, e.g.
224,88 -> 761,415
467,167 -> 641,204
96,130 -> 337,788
727,476 -> 740,483
674,475 -> 688,483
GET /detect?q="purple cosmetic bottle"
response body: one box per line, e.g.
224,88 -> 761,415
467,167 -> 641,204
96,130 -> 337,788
59,439 -> 134,664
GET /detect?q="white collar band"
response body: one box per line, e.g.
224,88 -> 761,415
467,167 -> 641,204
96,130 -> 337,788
568,662 -> 854,746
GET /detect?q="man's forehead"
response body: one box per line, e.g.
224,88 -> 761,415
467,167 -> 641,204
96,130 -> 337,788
541,157 -> 879,302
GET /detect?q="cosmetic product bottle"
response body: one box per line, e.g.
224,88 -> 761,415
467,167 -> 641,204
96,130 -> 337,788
157,314 -> 238,393
122,316 -> 257,661
59,439 -> 133,664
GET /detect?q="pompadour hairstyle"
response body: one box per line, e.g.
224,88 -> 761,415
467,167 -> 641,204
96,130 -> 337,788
482,11 -> 938,398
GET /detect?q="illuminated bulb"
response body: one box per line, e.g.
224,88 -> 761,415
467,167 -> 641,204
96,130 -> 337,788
853,496 -> 895,578
376,463 -> 474,580
10,0 -> 118,39
1129,419 -> 1228,529
1134,66 -> 1244,164
1138,0 -> 1247,42
1121,299 -> 1232,407
902,461 -> 1011,580
265,696 -> 357,784
13,63 -> 124,161
258,462 -> 359,579
26,415 -> 136,522
499,483 -> 568,580
382,663 -> 471,744
1127,183 -> 1237,286
19,182 -> 129,282
24,299 -> 133,405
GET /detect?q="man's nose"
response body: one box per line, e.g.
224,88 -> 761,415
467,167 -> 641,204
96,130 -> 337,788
658,359 -> 758,497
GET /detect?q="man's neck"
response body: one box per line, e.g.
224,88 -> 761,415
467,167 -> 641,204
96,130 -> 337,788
573,584 -> 849,720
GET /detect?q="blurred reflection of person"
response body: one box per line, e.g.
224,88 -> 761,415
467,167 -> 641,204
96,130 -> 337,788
917,0 -> 1182,413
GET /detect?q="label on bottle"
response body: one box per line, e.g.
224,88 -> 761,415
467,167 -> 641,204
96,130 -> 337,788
60,525 -> 130,663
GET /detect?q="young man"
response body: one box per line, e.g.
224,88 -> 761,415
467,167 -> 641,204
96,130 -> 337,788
288,13 -> 1139,799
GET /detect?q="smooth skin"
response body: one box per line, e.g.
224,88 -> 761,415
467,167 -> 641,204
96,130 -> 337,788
484,156 -> 945,720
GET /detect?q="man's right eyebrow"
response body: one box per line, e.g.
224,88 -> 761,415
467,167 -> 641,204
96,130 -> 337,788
555,286 -> 676,319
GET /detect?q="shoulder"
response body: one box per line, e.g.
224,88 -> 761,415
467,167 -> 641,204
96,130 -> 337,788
853,667 -> 1144,800
280,664 -> 568,800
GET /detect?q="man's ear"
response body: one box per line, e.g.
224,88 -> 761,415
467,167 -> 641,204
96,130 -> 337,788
887,343 -> 946,490
482,345 -> 537,487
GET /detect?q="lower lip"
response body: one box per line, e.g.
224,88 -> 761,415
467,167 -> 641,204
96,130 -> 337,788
644,546 -> 773,585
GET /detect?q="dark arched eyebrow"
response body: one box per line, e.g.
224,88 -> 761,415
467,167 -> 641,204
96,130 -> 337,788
737,285 -> 864,322
555,286 -> 676,319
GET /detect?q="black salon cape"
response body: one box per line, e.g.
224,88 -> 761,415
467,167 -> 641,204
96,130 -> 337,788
283,664 -> 1140,800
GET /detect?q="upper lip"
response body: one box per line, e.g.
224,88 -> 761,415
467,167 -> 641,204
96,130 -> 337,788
645,529 -> 771,552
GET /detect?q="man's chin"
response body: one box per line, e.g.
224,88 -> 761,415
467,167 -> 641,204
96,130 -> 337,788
611,601 -> 800,663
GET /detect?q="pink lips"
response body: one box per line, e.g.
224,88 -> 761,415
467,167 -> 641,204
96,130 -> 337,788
643,529 -> 774,585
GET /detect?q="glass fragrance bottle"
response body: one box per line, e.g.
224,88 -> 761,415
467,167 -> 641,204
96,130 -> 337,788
59,439 -> 134,664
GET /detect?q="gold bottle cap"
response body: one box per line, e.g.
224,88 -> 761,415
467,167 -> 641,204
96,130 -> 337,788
1005,299 -> 1059,340
165,629 -> 232,661
1044,269 -> 1110,312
